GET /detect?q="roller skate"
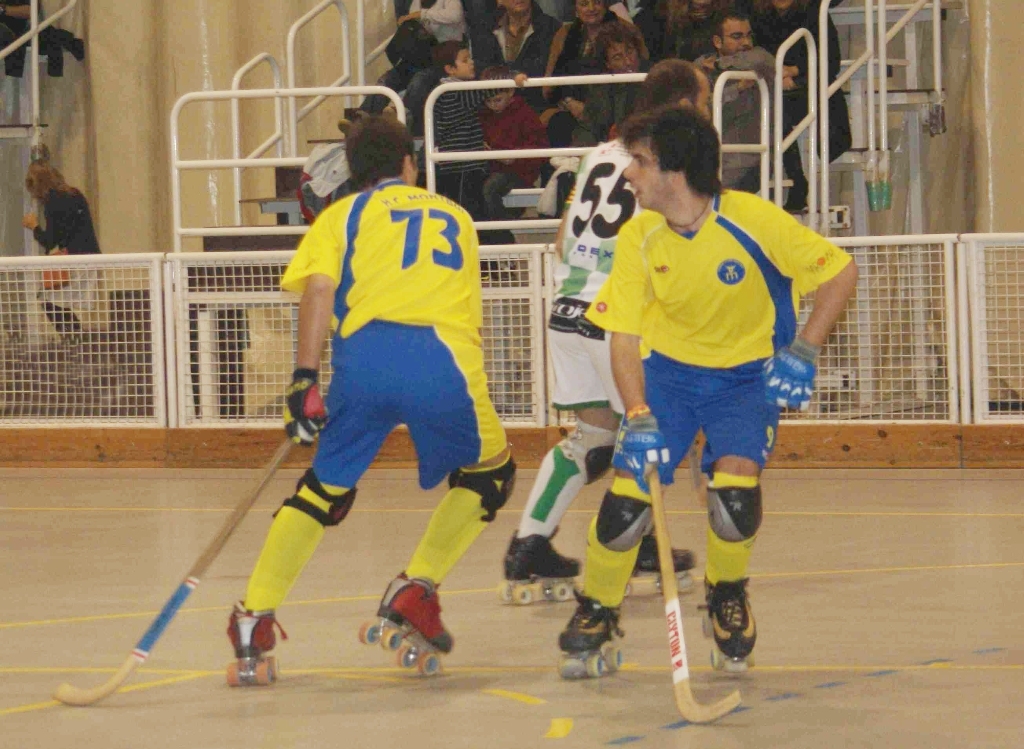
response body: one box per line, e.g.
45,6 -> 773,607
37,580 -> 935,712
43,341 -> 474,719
557,592 -> 624,679
700,578 -> 756,673
624,534 -> 695,597
225,601 -> 287,686
357,575 -> 449,676
498,533 -> 579,605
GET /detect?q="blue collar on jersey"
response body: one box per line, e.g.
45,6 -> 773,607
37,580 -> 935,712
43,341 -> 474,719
676,193 -> 722,240
371,178 -> 405,192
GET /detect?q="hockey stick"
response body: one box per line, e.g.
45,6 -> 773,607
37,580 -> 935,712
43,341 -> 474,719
649,472 -> 741,724
53,439 -> 294,706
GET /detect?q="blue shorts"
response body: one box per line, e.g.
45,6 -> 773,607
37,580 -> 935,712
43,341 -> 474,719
312,321 -> 507,490
643,351 -> 780,483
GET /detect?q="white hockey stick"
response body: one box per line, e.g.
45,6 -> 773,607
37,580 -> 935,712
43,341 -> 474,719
53,439 -> 294,706
649,472 -> 741,724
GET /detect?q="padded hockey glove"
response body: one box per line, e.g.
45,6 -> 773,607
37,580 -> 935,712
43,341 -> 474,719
284,368 -> 326,445
612,408 -> 672,494
763,338 -> 818,411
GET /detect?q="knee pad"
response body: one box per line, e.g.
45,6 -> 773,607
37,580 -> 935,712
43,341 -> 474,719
595,491 -> 652,552
560,421 -> 616,484
707,485 -> 762,542
449,456 -> 517,522
282,469 -> 357,527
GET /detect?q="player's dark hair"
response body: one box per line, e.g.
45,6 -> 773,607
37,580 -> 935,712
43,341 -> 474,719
633,59 -> 703,114
620,105 -> 722,198
345,115 -> 415,190
714,9 -> 752,40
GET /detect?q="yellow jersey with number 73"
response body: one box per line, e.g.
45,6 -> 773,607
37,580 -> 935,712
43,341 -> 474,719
281,179 -> 482,343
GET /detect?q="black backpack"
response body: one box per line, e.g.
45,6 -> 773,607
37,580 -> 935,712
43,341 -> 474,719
386,19 -> 438,70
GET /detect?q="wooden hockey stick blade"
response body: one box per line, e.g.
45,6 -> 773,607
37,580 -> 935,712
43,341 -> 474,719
53,439 -> 293,706
649,472 -> 741,724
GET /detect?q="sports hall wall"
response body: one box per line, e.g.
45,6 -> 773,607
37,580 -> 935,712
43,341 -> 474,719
0,1 -> 1021,468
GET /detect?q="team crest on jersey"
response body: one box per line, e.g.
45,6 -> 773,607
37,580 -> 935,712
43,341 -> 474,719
717,260 -> 746,286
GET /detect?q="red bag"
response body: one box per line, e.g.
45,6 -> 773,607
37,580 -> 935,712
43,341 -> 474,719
42,248 -> 70,290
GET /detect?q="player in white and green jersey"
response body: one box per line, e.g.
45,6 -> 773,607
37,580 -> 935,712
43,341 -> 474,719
500,60 -> 713,604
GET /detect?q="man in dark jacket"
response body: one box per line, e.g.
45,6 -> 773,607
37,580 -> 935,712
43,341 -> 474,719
469,0 -> 561,111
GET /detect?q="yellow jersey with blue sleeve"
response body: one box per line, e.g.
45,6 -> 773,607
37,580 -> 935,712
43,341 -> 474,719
281,178 -> 482,343
585,190 -> 852,368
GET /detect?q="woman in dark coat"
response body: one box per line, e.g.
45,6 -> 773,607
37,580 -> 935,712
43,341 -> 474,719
22,160 -> 101,340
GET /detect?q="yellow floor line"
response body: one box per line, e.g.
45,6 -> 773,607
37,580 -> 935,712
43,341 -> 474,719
115,672 -> 210,694
481,688 -> 546,705
0,667 -> 218,676
753,561 -> 1024,580
0,699 -> 60,717
544,718 -> 574,738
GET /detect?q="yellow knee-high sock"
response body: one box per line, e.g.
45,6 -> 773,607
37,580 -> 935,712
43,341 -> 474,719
243,483 -> 344,611
705,472 -> 759,585
405,458 -> 513,584
582,476 -> 648,608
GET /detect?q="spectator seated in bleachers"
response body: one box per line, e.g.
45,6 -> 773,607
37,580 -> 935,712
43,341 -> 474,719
740,0 -> 851,212
697,8 -> 775,194
634,0 -> 729,63
477,65 -> 549,222
542,0 -> 638,148
470,0 -> 562,113
1,1 -> 85,78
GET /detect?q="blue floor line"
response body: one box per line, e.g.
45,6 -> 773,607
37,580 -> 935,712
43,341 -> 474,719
974,647 -> 1006,655
606,736 -> 645,745
814,681 -> 846,689
865,669 -> 899,677
661,720 -> 690,730
765,692 -> 801,702
920,658 -> 953,665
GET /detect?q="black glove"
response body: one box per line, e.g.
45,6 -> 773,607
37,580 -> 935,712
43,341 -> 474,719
284,368 -> 326,445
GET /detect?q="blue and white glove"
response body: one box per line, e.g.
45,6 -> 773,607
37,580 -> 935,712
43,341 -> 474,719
763,338 -> 819,411
612,408 -> 672,494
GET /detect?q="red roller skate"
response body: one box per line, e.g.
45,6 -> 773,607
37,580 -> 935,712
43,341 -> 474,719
225,601 -> 287,686
358,575 -> 451,676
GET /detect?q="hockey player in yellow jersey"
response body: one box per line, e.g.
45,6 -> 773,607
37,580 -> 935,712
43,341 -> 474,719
557,106 -> 858,678
225,115 -> 514,684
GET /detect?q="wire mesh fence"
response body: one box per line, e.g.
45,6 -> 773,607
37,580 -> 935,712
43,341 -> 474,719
783,237 -> 958,422
0,254 -> 164,426
964,236 -> 1024,422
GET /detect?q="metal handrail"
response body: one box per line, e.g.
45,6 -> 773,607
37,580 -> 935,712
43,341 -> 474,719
776,29 -> 819,230
712,71 -> 771,200
422,73 -> 646,232
170,85 -> 405,252
0,0 -> 79,141
231,54 -> 285,225
285,0 -> 352,156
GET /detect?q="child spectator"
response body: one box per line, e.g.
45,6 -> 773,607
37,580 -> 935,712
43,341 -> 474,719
478,66 -> 549,223
431,41 -> 526,239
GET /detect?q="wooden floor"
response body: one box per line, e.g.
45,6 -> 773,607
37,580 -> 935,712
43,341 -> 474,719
2,467 -> 1022,747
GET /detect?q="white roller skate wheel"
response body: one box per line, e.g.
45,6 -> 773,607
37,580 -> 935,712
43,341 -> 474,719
723,658 -> 749,674
701,613 -> 713,639
498,581 -> 514,604
514,585 -> 534,605
623,583 -> 632,598
601,644 -> 623,672
358,621 -> 381,646
553,582 -> 574,602
676,572 -> 693,592
655,577 -> 662,593
417,652 -> 442,676
381,626 -> 404,652
585,653 -> 606,679
558,655 -> 587,680
397,644 -> 419,669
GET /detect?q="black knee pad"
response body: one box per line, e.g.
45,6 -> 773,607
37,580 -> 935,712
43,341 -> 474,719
449,456 -> 517,522
282,468 -> 357,527
707,485 -> 762,542
595,491 -> 652,552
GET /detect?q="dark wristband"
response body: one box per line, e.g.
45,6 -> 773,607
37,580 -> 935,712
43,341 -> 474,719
293,368 -> 319,384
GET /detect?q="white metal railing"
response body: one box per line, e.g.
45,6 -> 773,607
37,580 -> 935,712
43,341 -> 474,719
961,234 -> 1024,424
170,85 -> 405,253
712,71 -> 771,200
0,252 -> 165,427
0,0 -> 79,143
285,0 -> 352,156
2,233 -> 1020,429
231,54 -> 285,226
776,28 -> 819,230
423,74 -> 647,234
